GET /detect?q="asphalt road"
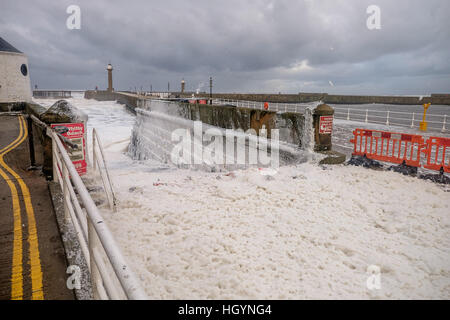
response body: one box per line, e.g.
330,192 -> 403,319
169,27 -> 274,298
0,114 -> 74,300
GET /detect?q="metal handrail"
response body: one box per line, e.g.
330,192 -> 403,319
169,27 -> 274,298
92,128 -> 117,211
49,128 -> 146,300
332,105 -> 449,118
334,107 -> 447,132
208,98 -> 447,133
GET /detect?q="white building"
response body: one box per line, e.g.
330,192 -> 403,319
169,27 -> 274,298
0,37 -> 32,103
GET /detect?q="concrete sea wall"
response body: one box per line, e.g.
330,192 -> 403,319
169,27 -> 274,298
85,90 -> 344,166
85,90 -> 450,106
84,90 -> 139,113
85,91 -> 312,148
177,92 -> 450,106
85,91 -> 450,106
129,104 -> 314,170
138,99 -> 311,148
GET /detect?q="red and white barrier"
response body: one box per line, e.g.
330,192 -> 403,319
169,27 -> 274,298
350,128 -> 450,173
422,136 -> 450,173
350,128 -> 425,167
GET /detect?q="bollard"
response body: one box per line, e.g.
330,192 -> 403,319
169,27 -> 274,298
419,103 -> 431,132
26,116 -> 37,170
313,104 -> 334,151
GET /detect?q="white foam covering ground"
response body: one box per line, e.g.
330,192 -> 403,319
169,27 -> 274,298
35,97 -> 450,299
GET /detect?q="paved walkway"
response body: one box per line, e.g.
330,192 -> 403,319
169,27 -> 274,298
0,114 -> 74,300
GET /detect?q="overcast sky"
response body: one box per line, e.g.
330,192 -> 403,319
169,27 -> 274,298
1,0 -> 449,94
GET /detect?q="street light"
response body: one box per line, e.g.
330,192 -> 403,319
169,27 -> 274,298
209,76 -> 213,105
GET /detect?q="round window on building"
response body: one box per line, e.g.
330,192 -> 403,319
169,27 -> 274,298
21,64 -> 28,76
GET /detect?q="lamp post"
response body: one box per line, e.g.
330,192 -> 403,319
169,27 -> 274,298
209,76 -> 213,105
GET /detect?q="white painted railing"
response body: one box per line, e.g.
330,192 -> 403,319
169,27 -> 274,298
211,98 -> 310,113
33,90 -> 72,98
47,126 -> 146,300
92,128 -> 117,211
333,106 -> 448,132
207,99 -> 448,133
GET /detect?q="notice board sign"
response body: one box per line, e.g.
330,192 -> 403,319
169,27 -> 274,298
319,116 -> 333,134
51,123 -> 87,176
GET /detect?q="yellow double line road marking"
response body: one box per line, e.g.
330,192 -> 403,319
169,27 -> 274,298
0,116 -> 24,300
0,115 -> 44,300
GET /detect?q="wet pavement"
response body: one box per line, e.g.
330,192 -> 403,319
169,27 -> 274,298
0,114 -> 74,300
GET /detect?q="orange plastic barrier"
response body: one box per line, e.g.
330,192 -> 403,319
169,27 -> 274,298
350,128 -> 426,167
422,136 -> 450,173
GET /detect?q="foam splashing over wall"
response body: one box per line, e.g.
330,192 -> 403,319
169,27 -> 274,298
129,99 -> 321,171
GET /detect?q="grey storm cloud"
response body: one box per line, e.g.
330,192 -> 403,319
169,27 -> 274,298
1,0 -> 449,94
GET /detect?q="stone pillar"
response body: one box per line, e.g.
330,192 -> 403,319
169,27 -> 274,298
39,100 -> 88,178
313,104 -> 334,151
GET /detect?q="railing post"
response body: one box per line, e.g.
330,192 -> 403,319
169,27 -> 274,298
62,163 -> 69,221
365,109 -> 368,123
87,219 -> 109,299
411,112 -> 415,128
27,116 -> 36,169
88,219 -> 100,299
83,121 -> 89,166
442,115 -> 447,133
386,111 -> 390,126
52,137 -> 58,182
347,108 -> 350,121
93,130 -> 97,171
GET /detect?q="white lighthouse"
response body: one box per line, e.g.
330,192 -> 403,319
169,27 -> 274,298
181,78 -> 185,93
107,63 -> 114,92
0,37 -> 32,103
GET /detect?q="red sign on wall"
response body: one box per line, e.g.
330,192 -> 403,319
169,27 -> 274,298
319,116 -> 333,134
51,123 -> 87,176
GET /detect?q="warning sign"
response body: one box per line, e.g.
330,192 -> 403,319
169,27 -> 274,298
319,116 -> 333,134
51,123 -> 87,176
